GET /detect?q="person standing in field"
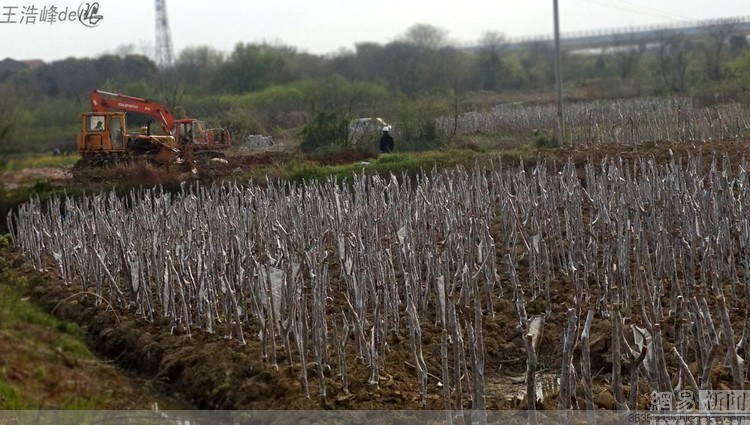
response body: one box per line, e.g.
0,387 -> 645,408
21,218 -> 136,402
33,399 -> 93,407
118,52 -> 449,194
380,125 -> 394,154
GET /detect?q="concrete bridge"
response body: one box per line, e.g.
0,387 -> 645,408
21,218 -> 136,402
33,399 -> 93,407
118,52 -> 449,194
463,16 -> 750,52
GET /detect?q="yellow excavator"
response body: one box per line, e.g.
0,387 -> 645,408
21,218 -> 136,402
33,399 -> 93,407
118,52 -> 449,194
77,89 -> 231,166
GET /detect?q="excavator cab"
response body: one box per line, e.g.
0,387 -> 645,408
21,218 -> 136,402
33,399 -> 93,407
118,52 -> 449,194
175,118 -> 230,150
176,120 -> 197,145
78,112 -> 127,154
77,112 -> 179,165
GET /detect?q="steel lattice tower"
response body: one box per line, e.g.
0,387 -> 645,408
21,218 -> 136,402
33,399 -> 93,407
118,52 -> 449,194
154,0 -> 174,68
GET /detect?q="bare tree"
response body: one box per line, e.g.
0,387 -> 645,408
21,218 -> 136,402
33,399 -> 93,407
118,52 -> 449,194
655,30 -> 689,93
477,31 -> 508,91
700,18 -> 740,81
401,23 -> 449,49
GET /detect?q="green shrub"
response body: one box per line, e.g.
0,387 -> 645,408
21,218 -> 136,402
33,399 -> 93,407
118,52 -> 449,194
534,130 -> 558,148
394,95 -> 450,151
299,111 -> 350,153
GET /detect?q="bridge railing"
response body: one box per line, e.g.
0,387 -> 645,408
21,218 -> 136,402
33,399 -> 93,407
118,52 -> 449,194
457,15 -> 750,51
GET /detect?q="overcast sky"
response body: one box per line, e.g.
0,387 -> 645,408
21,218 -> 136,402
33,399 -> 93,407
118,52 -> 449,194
2,0 -> 748,62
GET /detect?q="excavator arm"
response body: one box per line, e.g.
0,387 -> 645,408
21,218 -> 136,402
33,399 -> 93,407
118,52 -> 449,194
89,90 -> 176,136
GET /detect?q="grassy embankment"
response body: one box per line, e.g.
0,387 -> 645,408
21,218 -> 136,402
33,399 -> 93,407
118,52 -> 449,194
247,146 -> 536,183
0,235 -> 156,409
0,154 -> 80,172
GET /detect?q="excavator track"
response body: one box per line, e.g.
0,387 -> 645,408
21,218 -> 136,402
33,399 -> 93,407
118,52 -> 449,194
76,151 -> 134,168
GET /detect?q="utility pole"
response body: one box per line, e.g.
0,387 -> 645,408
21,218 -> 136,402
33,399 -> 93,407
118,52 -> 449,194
553,0 -> 565,146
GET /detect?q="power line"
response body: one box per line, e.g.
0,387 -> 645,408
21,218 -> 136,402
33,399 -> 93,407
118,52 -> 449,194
609,0 -> 690,21
580,0 -> 687,22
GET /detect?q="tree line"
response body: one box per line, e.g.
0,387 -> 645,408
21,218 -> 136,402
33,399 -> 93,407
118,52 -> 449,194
0,22 -> 749,156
